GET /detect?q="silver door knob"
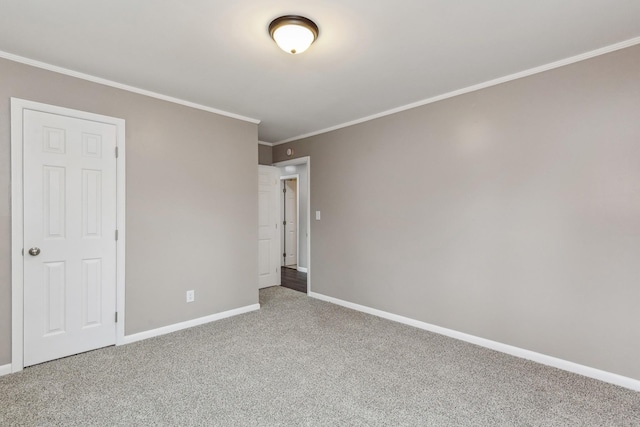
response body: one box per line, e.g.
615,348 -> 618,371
28,247 -> 41,256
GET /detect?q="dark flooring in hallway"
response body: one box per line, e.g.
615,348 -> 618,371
281,267 -> 307,293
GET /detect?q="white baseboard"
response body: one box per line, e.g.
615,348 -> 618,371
120,303 -> 260,345
297,266 -> 308,273
309,292 -> 640,392
0,364 -> 12,377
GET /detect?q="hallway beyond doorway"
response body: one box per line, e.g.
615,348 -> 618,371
281,267 -> 307,294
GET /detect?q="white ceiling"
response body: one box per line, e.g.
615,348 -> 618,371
1,1 -> 639,143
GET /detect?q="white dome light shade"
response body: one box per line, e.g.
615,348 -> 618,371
269,16 -> 319,55
273,25 -> 314,54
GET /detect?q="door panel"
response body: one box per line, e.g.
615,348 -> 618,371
44,166 -> 66,238
82,258 -> 103,327
23,109 -> 117,367
43,261 -> 66,335
82,169 -> 102,237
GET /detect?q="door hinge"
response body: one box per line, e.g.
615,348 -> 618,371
283,187 -> 286,193
115,230 -> 119,241
115,146 -> 119,158
22,248 -> 24,256
283,220 -> 287,226
115,312 -> 118,323
283,252 -> 286,258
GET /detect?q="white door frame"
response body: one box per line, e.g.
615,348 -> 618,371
273,156 -> 311,293
279,174 -> 299,268
10,98 -> 126,373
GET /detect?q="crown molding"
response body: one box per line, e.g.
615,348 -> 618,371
258,140 -> 274,146
0,50 -> 261,125
273,36 -> 640,145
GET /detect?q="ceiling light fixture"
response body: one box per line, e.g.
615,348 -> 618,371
269,15 -> 319,55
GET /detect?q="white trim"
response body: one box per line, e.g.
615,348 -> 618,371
120,304 -> 260,345
10,100 -> 25,373
258,140 -> 274,146
10,98 -> 126,373
297,266 -> 308,273
273,36 -> 640,145
0,364 -> 12,377
273,157 -> 311,293
309,292 -> 640,392
115,117 -> 127,347
0,50 -> 260,125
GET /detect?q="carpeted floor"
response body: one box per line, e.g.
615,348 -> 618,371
1,286 -> 639,426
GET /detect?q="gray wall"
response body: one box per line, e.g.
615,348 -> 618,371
258,144 -> 272,165
0,58 -> 259,365
273,45 -> 640,380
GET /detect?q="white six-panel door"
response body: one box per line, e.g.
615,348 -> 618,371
258,166 -> 280,289
23,109 -> 117,367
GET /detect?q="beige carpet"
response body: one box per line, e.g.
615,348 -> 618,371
1,286 -> 638,426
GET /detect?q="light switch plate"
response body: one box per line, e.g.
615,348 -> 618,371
315,211 -> 321,220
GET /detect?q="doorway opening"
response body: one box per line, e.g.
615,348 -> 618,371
273,157 -> 310,294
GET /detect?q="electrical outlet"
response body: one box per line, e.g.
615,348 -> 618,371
186,290 -> 195,303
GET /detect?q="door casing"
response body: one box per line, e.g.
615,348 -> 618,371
10,98 -> 126,373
